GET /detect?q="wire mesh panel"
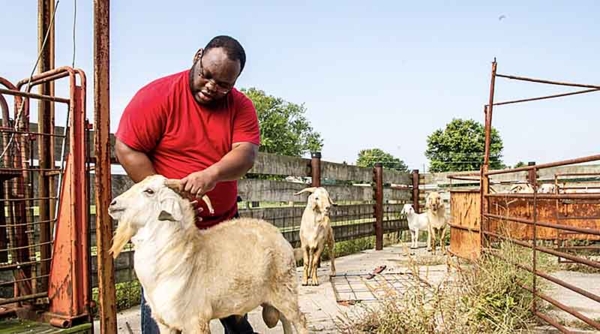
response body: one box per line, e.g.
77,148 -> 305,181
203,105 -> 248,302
0,68 -> 91,326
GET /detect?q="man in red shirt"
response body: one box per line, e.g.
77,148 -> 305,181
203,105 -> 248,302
115,35 -> 259,334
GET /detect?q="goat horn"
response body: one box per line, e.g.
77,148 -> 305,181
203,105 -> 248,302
164,179 -> 214,214
164,179 -> 183,191
201,195 -> 214,215
294,187 -> 317,195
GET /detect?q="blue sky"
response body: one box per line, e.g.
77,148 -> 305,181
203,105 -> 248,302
1,1 -> 599,172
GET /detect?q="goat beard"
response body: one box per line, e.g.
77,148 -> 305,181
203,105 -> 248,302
109,220 -> 135,259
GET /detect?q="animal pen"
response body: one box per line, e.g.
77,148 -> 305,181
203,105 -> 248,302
447,59 -> 600,332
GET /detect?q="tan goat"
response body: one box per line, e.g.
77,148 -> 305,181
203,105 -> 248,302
295,187 -> 336,286
425,191 -> 448,255
108,175 -> 308,334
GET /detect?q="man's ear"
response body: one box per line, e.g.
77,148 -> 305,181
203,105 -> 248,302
158,197 -> 183,222
193,48 -> 203,64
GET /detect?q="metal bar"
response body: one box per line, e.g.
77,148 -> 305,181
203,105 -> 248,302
0,88 -> 69,104
518,283 -> 600,331
483,213 -> 600,236
484,60 -> 497,166
486,154 -> 600,176
0,292 -> 48,306
493,88 -> 600,106
496,73 -> 600,90
38,0 -> 56,294
534,311 -> 570,334
4,240 -> 53,253
486,193 -> 600,200
94,0 -> 118,332
310,152 -> 321,187
0,196 -> 59,202
484,231 -> 600,269
373,163 -> 383,250
532,180 -> 538,312
412,169 -> 420,213
489,251 -> 600,305
0,128 -> 67,138
0,258 -> 52,271
0,218 -> 58,228
0,274 -> 50,287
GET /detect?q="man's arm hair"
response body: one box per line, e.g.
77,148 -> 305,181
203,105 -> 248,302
204,142 -> 258,182
115,139 -> 157,183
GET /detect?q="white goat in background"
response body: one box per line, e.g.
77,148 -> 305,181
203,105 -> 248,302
295,186 -> 336,286
425,191 -> 448,255
108,175 -> 308,334
401,203 -> 430,249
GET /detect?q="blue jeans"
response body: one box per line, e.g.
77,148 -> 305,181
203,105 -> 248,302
140,290 -> 255,333
140,211 -> 255,333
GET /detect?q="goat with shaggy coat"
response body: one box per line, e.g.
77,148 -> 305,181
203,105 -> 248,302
401,203 -> 430,249
295,187 -> 336,286
425,191 -> 448,255
108,175 -> 308,334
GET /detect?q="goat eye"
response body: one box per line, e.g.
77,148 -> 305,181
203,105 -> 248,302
144,188 -> 155,195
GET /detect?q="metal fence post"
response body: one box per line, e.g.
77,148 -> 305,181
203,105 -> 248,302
412,169 -> 420,213
373,163 -> 383,250
311,152 -> 321,187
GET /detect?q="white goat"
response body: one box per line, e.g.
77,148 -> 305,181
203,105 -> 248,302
509,183 -> 534,193
425,191 -> 448,255
295,187 -> 336,286
108,175 -> 308,334
401,203 -> 430,249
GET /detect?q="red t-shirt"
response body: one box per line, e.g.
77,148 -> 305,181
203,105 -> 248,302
115,69 -> 260,229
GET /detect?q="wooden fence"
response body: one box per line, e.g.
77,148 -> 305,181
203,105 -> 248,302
89,150 -> 417,287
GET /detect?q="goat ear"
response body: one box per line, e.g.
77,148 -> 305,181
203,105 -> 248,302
294,187 -> 317,195
328,196 -> 337,207
158,197 -> 183,222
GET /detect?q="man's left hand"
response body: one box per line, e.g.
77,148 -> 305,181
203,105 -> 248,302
180,169 -> 218,198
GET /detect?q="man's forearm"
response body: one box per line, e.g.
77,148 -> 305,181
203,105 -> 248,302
205,143 -> 258,182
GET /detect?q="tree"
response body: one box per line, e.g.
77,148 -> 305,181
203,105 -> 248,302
356,148 -> 409,172
241,87 -> 323,157
513,161 -> 526,168
424,118 -> 505,173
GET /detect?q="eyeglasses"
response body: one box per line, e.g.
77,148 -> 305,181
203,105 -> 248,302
198,53 -> 234,94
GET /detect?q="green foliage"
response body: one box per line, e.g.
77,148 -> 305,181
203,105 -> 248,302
242,87 -> 323,157
356,148 -> 409,172
425,118 -> 505,173
513,161 -> 526,168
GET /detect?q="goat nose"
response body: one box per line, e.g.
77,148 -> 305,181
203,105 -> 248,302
110,199 -> 117,206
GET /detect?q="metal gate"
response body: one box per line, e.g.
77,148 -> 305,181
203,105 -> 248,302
477,59 -> 600,332
0,67 -> 91,327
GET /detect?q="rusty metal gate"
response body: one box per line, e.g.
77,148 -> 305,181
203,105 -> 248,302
476,60 -> 600,332
0,67 -> 91,327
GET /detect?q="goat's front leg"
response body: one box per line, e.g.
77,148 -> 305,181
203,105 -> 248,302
327,226 -> 336,277
310,246 -> 324,286
427,226 -> 432,252
302,246 -> 310,286
440,226 -> 447,253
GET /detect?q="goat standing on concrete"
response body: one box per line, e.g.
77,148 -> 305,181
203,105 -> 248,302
425,191 -> 448,255
295,187 -> 336,286
108,175 -> 308,334
401,203 -> 430,249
